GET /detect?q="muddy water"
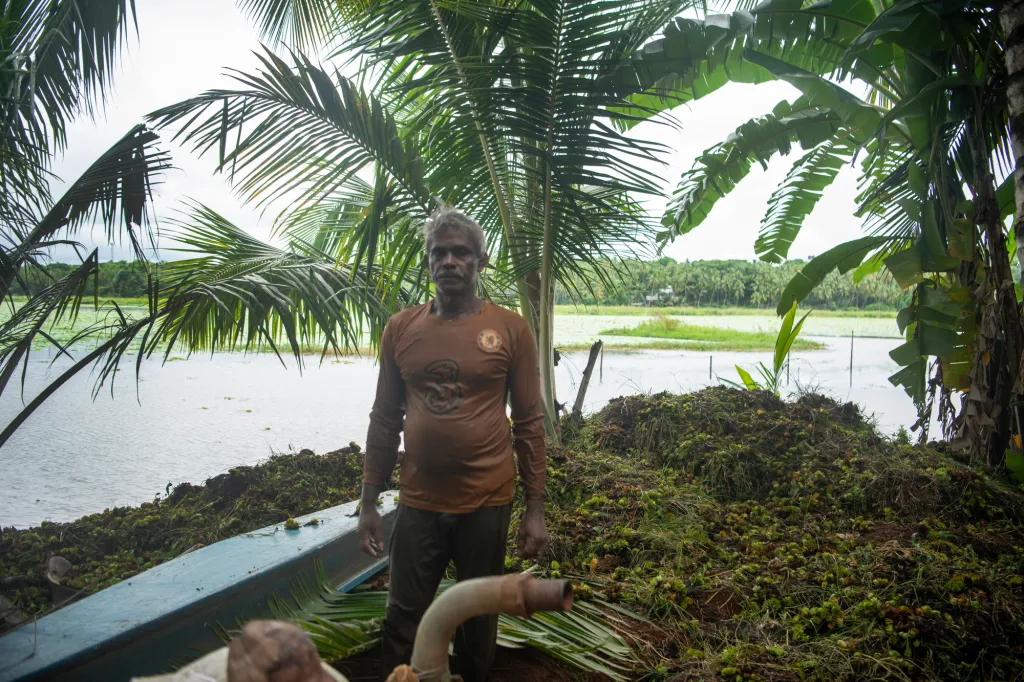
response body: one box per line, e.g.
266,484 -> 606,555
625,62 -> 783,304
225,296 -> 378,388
1,315 -> 912,528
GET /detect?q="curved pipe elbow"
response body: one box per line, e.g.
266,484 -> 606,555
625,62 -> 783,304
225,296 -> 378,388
409,574 -> 573,681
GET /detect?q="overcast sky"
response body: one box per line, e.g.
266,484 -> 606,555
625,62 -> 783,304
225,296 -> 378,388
50,0 -> 868,264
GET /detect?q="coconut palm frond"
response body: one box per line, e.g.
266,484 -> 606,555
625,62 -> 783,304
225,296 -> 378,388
0,0 -> 140,163
274,168 -> 432,310
1,123 -> 170,312
237,0 -> 343,51
32,124 -> 171,260
147,49 -> 433,215
263,560 -> 639,680
155,202 -> 403,362
0,251 -> 101,400
0,204 -> 400,449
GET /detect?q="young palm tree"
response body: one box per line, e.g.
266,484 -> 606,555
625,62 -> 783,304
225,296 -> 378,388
149,0 -> 711,439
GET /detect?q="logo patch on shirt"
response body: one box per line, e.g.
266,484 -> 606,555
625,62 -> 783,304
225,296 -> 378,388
423,359 -> 462,414
477,329 -> 503,353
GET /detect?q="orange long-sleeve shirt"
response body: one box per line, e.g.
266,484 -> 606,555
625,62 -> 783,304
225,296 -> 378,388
362,300 -> 547,513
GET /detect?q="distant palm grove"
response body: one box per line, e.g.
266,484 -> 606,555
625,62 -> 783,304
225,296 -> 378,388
19,258 -> 909,311
556,258 -> 909,310
13,261 -> 151,299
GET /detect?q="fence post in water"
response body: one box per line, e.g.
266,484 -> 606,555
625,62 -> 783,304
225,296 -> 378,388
849,330 -> 855,386
572,340 -> 604,419
709,355 -> 713,381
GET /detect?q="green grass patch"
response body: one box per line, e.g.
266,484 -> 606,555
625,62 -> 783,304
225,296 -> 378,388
558,304 -> 897,318
598,316 -> 824,351
557,339 -> 809,352
557,340 -> 709,352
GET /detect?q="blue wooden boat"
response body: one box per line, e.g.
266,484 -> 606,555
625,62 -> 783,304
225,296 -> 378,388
0,492 -> 398,682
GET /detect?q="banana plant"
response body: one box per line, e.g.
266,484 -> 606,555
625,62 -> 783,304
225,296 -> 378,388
626,0 -> 1022,463
724,302 -> 809,394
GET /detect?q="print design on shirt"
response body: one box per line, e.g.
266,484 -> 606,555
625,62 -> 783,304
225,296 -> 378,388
423,358 -> 463,415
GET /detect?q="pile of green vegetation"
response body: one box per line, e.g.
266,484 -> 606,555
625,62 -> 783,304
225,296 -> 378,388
4,389 -> 1023,681
514,388 -> 1024,681
598,316 -> 824,352
0,444 -> 365,617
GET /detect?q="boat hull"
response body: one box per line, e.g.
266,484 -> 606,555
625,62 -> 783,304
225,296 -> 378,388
0,492 -> 398,682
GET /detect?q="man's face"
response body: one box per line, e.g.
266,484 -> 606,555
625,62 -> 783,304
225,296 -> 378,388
427,229 -> 488,296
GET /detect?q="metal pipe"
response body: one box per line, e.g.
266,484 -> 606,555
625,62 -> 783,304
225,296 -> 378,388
409,574 -> 573,681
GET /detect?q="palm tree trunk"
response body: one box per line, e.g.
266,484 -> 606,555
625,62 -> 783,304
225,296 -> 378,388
961,116 -> 1024,466
1002,0 -> 1024,281
538,167 -> 559,441
524,270 -> 542,333
995,0 -> 1024,462
425,0 -> 534,327
1000,0 -> 1024,445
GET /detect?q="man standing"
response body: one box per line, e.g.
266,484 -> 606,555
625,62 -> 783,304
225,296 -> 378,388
357,208 -> 549,682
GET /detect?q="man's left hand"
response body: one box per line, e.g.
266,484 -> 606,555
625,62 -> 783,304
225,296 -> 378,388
517,501 -> 549,559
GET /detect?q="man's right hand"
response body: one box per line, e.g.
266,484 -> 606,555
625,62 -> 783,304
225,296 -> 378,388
358,506 -> 384,558
357,483 -> 385,558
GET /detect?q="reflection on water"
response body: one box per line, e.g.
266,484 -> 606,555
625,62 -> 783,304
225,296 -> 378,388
1,315 -> 915,528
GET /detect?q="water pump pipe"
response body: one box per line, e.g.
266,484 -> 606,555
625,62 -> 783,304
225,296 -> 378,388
403,574 -> 573,682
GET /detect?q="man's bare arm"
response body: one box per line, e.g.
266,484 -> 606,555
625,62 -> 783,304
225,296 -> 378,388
508,321 -> 548,559
359,321 -> 405,558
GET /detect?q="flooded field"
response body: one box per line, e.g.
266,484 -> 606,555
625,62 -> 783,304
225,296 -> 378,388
0,313 -> 913,527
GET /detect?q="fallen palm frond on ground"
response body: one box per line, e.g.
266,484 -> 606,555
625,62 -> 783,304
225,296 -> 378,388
266,561 -> 638,680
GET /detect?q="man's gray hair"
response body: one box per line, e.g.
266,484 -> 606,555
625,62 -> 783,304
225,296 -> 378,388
423,207 -> 486,257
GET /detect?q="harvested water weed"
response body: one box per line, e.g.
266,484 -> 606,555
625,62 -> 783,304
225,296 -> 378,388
2,389 -> 1023,681
0,444 -> 365,618
531,388 -> 1024,681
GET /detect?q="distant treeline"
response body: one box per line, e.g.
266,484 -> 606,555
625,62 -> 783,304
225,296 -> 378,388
16,258 -> 910,310
556,258 -> 910,310
12,261 -> 150,298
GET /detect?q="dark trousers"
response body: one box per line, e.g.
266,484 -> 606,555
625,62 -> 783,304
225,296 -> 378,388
380,503 -> 511,682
